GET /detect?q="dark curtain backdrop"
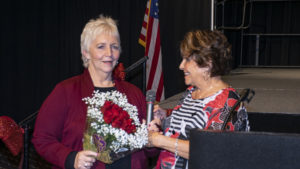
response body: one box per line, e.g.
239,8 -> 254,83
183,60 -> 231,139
0,0 -> 213,123
0,0 -> 148,122
159,0 -> 212,101
243,1 -> 300,66
1,0 -> 299,123
217,0 -> 300,66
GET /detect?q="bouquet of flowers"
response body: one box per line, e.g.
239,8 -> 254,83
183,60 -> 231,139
82,90 -> 148,164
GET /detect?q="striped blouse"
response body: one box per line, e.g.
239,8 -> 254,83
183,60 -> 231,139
156,86 -> 249,169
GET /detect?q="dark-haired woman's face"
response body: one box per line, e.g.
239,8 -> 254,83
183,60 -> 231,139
179,56 -> 209,87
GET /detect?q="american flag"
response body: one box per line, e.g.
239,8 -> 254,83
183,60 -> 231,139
139,0 -> 165,101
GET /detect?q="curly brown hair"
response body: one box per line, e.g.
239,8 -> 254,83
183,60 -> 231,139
180,30 -> 232,76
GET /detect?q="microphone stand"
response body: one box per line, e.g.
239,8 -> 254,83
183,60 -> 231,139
19,110 -> 39,169
124,56 -> 148,94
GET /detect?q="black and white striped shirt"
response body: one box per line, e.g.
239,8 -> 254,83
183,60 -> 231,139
167,88 -> 220,139
159,87 -> 249,169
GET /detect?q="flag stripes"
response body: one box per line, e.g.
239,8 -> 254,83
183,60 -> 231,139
139,0 -> 165,101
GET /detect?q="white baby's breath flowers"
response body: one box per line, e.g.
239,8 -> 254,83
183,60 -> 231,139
82,90 -> 148,153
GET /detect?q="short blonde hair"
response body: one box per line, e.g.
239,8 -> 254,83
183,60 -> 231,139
80,15 -> 121,68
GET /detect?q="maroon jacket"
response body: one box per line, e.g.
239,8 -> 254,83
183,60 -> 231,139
32,69 -> 151,169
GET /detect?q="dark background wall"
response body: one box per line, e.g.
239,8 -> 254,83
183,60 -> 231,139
0,0 -> 148,123
243,1 -> 300,66
1,0 -> 300,123
216,0 -> 300,66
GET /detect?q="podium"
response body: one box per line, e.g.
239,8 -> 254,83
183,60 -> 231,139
189,130 -> 300,169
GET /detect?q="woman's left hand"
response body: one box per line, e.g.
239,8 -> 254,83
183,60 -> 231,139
147,118 -> 162,132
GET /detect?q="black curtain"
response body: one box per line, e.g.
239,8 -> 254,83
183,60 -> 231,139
219,0 -> 300,66
159,0 -> 212,99
0,0 -> 147,123
0,0 -> 214,123
3,0 -> 298,123
251,1 -> 300,66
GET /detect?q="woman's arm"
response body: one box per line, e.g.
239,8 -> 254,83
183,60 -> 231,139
32,84 -> 71,166
148,131 -> 190,159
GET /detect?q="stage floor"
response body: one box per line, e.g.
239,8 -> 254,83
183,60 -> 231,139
160,68 -> 300,114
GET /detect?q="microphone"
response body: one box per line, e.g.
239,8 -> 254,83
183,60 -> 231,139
146,90 -> 156,124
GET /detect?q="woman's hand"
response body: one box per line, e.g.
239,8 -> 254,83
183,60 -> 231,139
147,131 -> 163,147
146,104 -> 164,132
148,118 -> 162,132
74,150 -> 98,169
153,105 -> 167,120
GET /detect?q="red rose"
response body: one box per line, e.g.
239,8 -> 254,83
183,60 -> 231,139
124,119 -> 136,133
125,123 -> 136,133
102,101 -> 115,124
119,110 -> 130,119
111,104 -> 120,119
101,100 -> 137,133
112,117 -> 122,128
103,112 -> 113,124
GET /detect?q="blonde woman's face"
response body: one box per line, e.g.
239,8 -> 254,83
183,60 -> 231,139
86,33 -> 120,74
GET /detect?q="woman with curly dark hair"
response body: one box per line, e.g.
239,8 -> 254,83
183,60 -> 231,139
147,30 -> 249,169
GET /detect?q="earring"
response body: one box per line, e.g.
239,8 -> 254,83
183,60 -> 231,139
203,71 -> 210,81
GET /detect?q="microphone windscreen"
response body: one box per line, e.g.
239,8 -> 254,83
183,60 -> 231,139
146,90 -> 156,102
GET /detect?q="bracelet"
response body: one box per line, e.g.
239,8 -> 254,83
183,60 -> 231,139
174,138 -> 178,156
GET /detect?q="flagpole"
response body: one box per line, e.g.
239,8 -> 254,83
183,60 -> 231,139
211,0 -> 215,30
143,60 -> 146,95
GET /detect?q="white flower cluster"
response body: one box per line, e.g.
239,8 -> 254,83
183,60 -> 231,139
82,90 -> 148,152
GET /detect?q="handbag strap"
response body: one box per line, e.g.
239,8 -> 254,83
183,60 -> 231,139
221,88 -> 254,130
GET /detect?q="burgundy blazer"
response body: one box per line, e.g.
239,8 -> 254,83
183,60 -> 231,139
32,69 -> 152,169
